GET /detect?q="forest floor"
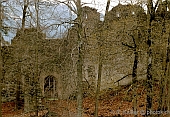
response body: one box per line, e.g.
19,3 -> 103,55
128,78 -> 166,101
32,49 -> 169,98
1,79 -> 166,117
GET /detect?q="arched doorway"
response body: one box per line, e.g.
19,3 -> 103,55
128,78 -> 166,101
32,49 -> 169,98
44,75 -> 57,98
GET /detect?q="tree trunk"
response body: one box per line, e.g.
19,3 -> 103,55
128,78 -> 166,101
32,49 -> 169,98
15,70 -> 21,110
0,58 -> 1,115
77,45 -> 83,117
21,0 -> 28,29
0,2 -> 3,117
146,0 -> 154,116
132,50 -> 138,117
166,32 -> 170,114
76,0 -> 83,117
158,4 -> 167,116
94,1 -> 110,117
34,1 -> 39,116
21,0 -> 28,112
94,51 -> 102,117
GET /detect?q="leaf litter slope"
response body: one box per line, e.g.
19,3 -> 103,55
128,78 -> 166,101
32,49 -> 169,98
2,80 -> 161,117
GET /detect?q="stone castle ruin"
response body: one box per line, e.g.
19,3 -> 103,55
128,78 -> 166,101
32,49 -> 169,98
2,4 -> 149,103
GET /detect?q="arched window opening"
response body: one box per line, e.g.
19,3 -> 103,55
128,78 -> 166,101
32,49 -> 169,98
44,75 -> 57,98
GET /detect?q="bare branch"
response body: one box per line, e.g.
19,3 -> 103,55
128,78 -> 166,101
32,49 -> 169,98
122,42 -> 135,49
114,74 -> 132,84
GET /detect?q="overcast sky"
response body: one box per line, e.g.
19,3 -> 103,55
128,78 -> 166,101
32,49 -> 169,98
3,0 -> 149,41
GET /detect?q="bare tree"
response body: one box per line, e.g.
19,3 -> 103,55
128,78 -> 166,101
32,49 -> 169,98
0,2 -> 2,117
157,0 -> 167,115
75,1 -> 83,116
15,0 -> 29,110
146,0 -> 159,116
94,1 -> 111,117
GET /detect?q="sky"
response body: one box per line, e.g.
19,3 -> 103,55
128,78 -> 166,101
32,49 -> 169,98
2,0 -> 149,42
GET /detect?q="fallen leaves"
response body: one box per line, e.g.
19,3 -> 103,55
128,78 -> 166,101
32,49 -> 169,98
1,80 -> 163,117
